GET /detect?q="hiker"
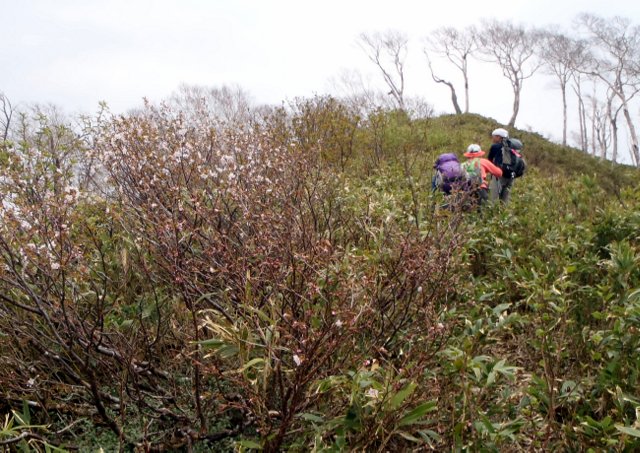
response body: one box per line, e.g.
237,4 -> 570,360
432,153 -> 466,195
463,143 -> 503,207
488,128 -> 514,203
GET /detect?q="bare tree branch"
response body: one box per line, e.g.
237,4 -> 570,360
475,20 -> 543,127
0,92 -> 13,141
539,30 -> 591,146
424,51 -> 462,114
424,26 -> 477,113
358,30 -> 408,110
576,13 -> 640,166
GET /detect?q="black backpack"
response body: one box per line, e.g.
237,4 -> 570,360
501,138 -> 526,178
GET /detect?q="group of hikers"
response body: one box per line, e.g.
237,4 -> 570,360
432,127 -> 526,209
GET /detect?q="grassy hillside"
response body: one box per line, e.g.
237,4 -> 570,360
427,113 -> 636,192
0,102 -> 639,451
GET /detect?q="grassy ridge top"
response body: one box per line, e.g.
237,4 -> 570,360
420,113 -> 637,193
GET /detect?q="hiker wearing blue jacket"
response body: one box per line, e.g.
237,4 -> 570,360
487,128 -> 514,203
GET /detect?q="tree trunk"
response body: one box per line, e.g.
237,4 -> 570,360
448,82 -> 462,115
611,118 -> 618,163
573,79 -> 588,152
606,94 -> 618,163
508,83 -> 520,128
596,122 -> 604,157
577,99 -> 584,150
428,60 -> 462,114
575,90 -> 586,152
591,93 -> 597,156
621,103 -> 640,167
560,84 -> 567,146
463,58 -> 470,113
580,101 -> 588,152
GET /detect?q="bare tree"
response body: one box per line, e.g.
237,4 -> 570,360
424,56 -> 461,114
329,68 -> 387,114
424,26 -> 478,114
403,96 -> 435,119
168,83 -> 254,126
589,81 -> 598,156
475,20 -> 542,127
76,101 -> 111,193
577,14 -> 640,166
588,93 -> 612,159
0,92 -> 13,142
358,30 -> 409,110
539,31 -> 591,146
13,104 -> 87,196
583,79 -> 624,161
605,86 -> 624,162
572,72 -> 589,152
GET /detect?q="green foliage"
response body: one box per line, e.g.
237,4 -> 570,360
0,403 -> 67,452
1,102 -> 639,451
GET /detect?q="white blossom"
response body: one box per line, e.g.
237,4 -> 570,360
365,388 -> 380,399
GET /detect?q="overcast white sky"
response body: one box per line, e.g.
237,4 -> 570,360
2,0 -> 639,155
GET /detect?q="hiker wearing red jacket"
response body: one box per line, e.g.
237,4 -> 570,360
463,144 -> 503,206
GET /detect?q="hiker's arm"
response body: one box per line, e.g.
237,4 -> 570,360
483,159 -> 503,178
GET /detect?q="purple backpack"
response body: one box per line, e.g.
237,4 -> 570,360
434,153 -> 464,194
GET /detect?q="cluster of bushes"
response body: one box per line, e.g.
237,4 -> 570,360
0,97 -> 638,451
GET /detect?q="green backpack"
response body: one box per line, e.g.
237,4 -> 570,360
461,158 -> 483,188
